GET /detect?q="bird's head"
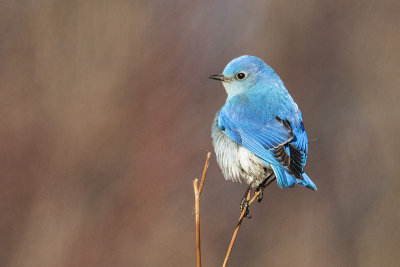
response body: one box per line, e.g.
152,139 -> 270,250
208,55 -> 276,97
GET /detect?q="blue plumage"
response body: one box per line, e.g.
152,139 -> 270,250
210,55 -> 317,191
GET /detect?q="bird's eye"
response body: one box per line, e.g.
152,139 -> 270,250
236,72 -> 246,80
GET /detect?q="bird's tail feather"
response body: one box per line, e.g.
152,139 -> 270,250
272,166 -> 317,191
296,172 -> 317,190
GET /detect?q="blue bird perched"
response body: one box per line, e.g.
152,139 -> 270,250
209,55 -> 317,208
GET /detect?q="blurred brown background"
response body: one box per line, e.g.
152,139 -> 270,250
1,1 -> 399,266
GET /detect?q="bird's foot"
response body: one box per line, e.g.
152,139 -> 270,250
240,186 -> 252,219
240,197 -> 251,219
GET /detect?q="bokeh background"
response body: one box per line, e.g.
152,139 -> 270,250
1,1 -> 400,266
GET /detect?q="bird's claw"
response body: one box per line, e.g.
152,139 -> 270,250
240,197 -> 252,219
256,173 -> 274,203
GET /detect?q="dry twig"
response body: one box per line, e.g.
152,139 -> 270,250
193,152 -> 211,267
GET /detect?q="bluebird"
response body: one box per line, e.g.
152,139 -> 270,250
209,55 -> 317,214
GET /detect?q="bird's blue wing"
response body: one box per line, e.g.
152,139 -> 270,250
218,113 -> 293,150
218,97 -> 294,165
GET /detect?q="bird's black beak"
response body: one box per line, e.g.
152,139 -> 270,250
208,74 -> 226,81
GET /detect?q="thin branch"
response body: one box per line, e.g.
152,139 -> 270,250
198,152 -> 211,195
222,177 -> 276,267
193,179 -> 201,267
193,153 -> 211,267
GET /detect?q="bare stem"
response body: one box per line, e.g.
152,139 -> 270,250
193,179 -> 201,267
193,153 -> 211,267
